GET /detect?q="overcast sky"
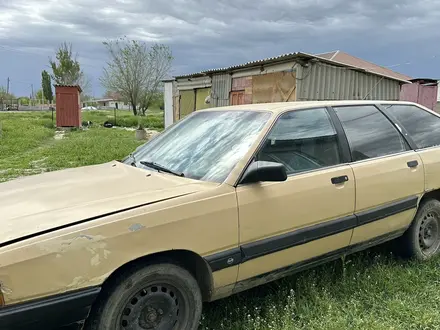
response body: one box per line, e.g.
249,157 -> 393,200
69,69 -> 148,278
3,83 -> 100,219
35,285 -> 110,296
1,0 -> 439,97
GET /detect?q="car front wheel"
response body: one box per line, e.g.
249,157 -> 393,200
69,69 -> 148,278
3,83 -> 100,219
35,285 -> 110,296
86,263 -> 202,330
399,198 -> 440,260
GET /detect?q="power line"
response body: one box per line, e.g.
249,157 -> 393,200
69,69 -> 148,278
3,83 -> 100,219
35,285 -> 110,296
385,54 -> 439,69
0,44 -> 99,96
0,45 -> 42,56
9,79 -> 34,85
4,78 -> 35,98
0,44 -> 99,69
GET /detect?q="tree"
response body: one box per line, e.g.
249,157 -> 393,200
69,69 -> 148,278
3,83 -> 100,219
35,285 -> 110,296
78,74 -> 92,100
0,86 -> 15,110
35,89 -> 45,102
0,86 -> 13,98
49,42 -> 80,85
49,42 -> 92,102
49,42 -> 83,85
19,97 -> 30,106
0,86 -> 14,100
41,70 -> 53,103
100,37 -> 173,115
139,91 -> 163,112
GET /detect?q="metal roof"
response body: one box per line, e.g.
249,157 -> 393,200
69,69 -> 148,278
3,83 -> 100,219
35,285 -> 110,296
174,52 -> 411,83
53,84 -> 83,92
315,50 -> 412,82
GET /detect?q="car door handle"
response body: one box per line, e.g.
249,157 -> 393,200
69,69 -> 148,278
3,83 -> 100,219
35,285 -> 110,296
331,175 -> 349,185
407,160 -> 419,168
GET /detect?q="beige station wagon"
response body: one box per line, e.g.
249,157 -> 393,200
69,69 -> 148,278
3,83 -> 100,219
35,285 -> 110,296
1,100 -> 440,330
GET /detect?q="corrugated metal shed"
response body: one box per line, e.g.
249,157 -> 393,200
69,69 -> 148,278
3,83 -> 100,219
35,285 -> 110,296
176,76 -> 211,90
211,74 -> 232,107
171,51 -> 409,114
175,52 -> 410,84
296,62 -> 400,101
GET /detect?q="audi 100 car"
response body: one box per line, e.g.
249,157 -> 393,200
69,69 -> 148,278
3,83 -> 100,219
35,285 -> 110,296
1,100 -> 440,330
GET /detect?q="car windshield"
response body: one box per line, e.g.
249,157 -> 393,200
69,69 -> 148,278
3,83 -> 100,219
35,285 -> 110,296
124,110 -> 271,183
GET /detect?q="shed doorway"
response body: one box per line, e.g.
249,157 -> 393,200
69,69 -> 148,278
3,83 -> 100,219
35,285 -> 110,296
230,91 -> 245,105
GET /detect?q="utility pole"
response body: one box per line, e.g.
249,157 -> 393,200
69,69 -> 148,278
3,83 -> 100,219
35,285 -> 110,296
31,84 -> 34,99
6,77 -> 10,94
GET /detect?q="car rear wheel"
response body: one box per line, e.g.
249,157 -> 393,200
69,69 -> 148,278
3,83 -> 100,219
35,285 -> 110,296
398,198 -> 440,261
86,263 -> 202,330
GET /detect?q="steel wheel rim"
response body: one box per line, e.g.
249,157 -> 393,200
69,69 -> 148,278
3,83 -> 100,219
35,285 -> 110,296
119,283 -> 185,330
418,211 -> 440,256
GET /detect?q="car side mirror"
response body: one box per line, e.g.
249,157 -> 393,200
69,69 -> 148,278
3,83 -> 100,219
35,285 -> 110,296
240,161 -> 287,184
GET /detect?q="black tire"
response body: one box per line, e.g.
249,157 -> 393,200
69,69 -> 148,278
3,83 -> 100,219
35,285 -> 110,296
398,198 -> 440,260
86,263 -> 202,330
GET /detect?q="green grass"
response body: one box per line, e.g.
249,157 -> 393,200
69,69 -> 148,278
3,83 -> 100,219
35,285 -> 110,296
0,110 -> 159,181
1,111 -> 440,329
201,245 -> 440,329
82,108 -> 164,130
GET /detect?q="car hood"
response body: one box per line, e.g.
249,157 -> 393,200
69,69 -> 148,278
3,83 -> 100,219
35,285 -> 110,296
0,161 -> 217,245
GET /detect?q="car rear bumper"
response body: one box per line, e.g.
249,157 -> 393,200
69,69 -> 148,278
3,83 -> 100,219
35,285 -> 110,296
0,286 -> 101,330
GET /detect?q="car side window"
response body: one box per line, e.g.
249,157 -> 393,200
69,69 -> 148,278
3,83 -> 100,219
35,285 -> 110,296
382,104 -> 440,149
334,105 -> 409,162
256,108 -> 342,175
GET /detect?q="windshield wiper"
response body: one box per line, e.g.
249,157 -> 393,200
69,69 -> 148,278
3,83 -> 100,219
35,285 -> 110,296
140,161 -> 184,177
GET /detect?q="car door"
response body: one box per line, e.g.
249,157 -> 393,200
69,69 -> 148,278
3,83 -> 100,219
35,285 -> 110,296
381,103 -> 440,192
235,107 -> 356,286
331,105 -> 425,247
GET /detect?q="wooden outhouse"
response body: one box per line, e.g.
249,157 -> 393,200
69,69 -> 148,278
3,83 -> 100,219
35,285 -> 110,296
55,85 -> 82,127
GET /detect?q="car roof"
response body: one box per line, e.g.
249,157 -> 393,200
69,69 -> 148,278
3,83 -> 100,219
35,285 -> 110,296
200,100 -> 422,114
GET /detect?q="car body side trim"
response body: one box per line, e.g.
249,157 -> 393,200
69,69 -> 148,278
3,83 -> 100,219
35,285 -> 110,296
356,196 -> 418,226
204,248 -> 242,272
0,286 -> 101,330
233,228 -> 406,295
240,215 -> 357,263
205,195 -> 418,272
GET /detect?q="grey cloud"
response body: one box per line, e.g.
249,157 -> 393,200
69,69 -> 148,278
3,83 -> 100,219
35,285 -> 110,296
1,0 -> 440,96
